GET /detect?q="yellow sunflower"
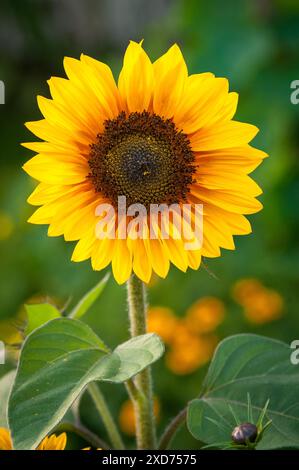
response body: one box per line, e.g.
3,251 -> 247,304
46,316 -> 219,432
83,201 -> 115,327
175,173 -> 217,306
0,428 -> 66,450
23,41 -> 267,284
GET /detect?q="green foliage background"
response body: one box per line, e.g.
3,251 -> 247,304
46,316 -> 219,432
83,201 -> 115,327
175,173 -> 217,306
0,0 -> 299,449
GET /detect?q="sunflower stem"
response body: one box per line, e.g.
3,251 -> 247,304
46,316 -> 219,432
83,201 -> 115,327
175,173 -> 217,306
88,382 -> 125,450
127,274 -> 157,449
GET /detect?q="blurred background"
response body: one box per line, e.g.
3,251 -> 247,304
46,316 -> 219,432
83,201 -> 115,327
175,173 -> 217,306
0,0 -> 298,449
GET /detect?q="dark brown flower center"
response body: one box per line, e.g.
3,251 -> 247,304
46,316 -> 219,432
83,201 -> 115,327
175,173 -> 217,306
88,111 -> 195,209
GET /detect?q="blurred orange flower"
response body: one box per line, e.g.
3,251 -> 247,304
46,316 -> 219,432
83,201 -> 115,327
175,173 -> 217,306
185,296 -> 225,334
232,278 -> 283,324
147,307 -> 179,344
233,278 -> 264,304
166,333 -> 218,375
147,300 -> 222,375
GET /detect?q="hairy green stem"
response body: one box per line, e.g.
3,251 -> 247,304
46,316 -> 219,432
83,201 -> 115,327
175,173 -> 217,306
127,274 -> 156,449
88,382 -> 125,450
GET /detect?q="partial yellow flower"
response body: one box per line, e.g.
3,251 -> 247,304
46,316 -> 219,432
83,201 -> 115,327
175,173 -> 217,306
36,432 -> 67,450
0,428 -> 67,450
185,296 -> 225,333
23,41 -> 267,284
0,428 -> 12,450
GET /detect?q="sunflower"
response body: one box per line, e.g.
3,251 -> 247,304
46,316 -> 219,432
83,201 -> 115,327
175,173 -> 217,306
23,41 -> 267,284
0,428 -> 66,450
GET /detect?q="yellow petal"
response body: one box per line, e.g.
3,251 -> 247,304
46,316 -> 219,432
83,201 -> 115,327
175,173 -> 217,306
201,233 -> 221,258
54,433 -> 67,450
27,183 -> 71,206
129,237 -> 152,283
173,74 -> 230,133
195,171 -> 262,197
153,44 -> 188,118
91,237 -> 115,271
47,76 -> 101,135
72,227 -> 96,262
63,56 -> 114,121
37,95 -> 96,143
49,199 -> 99,241
28,184 -> 93,225
191,186 -> 263,214
112,238 -> 132,284
195,145 -> 268,174
80,54 -> 122,117
0,427 -> 13,450
23,154 -> 88,184
22,140 -> 89,157
204,217 -> 235,250
28,204 -> 57,224
161,237 -> 188,272
24,120 -> 83,154
204,204 -> 252,235
118,41 -> 154,112
144,237 -> 170,279
187,249 -> 202,270
190,121 -> 259,151
37,433 -> 67,450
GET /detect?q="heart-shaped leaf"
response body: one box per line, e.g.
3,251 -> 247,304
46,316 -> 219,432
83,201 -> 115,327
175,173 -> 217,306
8,318 -> 164,449
187,334 -> 299,449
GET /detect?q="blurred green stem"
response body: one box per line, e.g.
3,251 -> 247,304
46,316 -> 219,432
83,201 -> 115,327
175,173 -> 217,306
88,382 -> 125,450
55,422 -> 110,450
158,407 -> 187,449
127,274 -> 156,449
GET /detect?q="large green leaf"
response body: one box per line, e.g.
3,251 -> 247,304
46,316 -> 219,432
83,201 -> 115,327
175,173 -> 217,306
8,318 -> 164,450
25,303 -> 61,335
0,370 -> 16,427
68,273 -> 110,319
187,334 -> 299,450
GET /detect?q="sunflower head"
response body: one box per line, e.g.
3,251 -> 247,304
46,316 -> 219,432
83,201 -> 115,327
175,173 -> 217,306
89,110 -> 195,209
23,41 -> 267,284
